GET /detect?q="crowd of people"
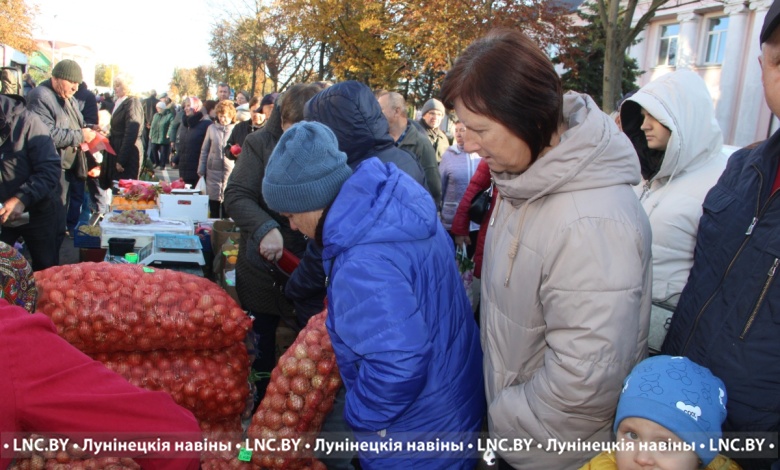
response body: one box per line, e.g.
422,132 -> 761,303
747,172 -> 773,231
2,1 -> 780,468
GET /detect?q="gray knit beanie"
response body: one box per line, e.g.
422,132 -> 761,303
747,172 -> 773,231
52,60 -> 83,83
421,98 -> 445,116
263,121 -> 353,214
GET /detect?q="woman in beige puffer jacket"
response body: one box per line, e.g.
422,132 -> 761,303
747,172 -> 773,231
441,29 -> 652,470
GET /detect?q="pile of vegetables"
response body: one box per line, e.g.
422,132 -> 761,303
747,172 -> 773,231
108,210 -> 153,225
112,197 -> 157,210
77,225 -> 101,237
247,311 -> 341,469
27,264 -> 255,468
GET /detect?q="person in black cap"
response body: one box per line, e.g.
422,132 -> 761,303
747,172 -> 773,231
257,92 -> 278,122
661,3 -> 780,468
26,59 -> 96,251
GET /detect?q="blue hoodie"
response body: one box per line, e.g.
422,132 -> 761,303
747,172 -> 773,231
322,157 -> 484,469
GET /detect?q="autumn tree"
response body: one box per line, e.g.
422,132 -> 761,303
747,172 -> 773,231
194,65 -> 214,99
169,67 -> 200,99
231,12 -> 266,96
95,64 -> 121,88
388,0 -> 575,104
209,20 -> 235,86
554,5 -> 641,106
261,5 -> 318,92
0,0 -> 37,54
596,0 -> 673,112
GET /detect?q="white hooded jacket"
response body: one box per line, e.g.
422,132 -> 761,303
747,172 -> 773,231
620,70 -> 728,306
482,92 -> 652,469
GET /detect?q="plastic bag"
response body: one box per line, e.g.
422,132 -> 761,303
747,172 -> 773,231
456,243 -> 475,308
195,176 -> 207,195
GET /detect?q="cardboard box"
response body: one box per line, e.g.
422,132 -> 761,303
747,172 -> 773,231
158,194 -> 210,222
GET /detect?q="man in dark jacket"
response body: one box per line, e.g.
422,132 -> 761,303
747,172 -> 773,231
378,91 -> 441,207
415,98 -> 450,162
26,60 -> 95,249
0,95 -> 62,269
223,85 -> 320,406
661,4 -> 780,469
284,80 -> 428,324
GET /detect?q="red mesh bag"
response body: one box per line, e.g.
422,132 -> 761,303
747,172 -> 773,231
35,263 -> 252,353
8,435 -> 140,470
92,344 -> 250,421
247,311 -> 342,469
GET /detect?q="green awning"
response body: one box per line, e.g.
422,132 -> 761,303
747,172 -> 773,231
29,51 -> 51,70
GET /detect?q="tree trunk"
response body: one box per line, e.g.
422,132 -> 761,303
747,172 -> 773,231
250,60 -> 257,97
602,46 -> 625,113
319,42 -> 326,81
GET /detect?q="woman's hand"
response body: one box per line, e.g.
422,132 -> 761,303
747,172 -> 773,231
115,163 -> 124,173
454,235 -> 471,246
258,228 -> 284,262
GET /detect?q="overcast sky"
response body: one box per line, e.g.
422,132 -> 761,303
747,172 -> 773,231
32,0 -> 216,93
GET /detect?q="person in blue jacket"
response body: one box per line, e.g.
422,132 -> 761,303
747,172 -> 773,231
284,80 -> 429,327
263,121 -> 484,469
662,4 -> 780,469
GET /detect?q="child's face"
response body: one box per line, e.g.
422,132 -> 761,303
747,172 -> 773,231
615,417 -> 701,470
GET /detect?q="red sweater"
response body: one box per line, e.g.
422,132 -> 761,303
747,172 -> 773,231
450,159 -> 495,278
0,300 -> 201,470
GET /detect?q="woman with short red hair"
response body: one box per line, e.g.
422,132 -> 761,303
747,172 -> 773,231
198,100 -> 236,218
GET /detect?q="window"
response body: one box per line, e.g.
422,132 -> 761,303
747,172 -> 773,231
657,24 -> 680,67
704,17 -> 729,64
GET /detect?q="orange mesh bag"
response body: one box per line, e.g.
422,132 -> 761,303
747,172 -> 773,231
35,263 -> 252,353
247,311 -> 342,469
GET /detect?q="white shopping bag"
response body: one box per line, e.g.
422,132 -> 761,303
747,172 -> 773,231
194,176 -> 207,195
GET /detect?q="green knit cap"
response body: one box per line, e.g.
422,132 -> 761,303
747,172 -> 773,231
52,59 -> 83,83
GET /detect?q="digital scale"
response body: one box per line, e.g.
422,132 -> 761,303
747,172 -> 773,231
138,233 -> 205,266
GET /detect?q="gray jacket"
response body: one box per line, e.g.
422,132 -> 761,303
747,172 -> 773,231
399,122 -> 441,208
198,122 -> 235,202
26,79 -> 84,169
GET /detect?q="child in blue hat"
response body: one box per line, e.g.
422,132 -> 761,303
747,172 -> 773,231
579,355 -> 741,470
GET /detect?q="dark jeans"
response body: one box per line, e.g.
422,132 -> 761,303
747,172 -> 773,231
209,200 -> 227,219
0,196 -> 60,270
316,388 -> 355,469
56,169 -> 76,250
150,143 -> 171,168
67,178 -> 86,232
249,311 -> 280,404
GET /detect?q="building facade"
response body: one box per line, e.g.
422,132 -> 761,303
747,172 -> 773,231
628,0 -> 775,147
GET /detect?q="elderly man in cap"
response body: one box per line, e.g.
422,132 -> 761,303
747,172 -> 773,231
26,59 -> 96,250
661,2 -> 780,468
415,98 -> 449,162
262,121 -> 483,470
